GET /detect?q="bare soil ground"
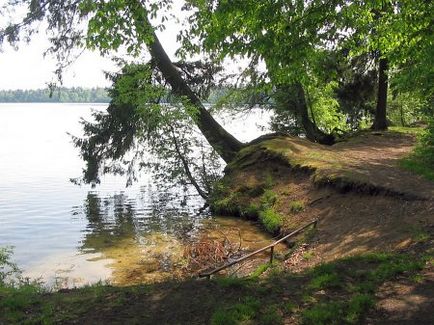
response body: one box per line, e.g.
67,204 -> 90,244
367,268 -> 434,324
224,131 -> 434,263
214,130 -> 434,324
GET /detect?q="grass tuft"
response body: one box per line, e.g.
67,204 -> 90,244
259,208 -> 283,233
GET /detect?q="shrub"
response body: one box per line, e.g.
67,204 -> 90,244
401,120 -> 434,181
259,208 -> 283,233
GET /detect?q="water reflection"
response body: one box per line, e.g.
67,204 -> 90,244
0,104 -> 274,288
75,189 -> 207,285
69,189 -> 287,286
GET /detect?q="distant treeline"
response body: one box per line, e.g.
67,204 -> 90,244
0,87 -> 111,103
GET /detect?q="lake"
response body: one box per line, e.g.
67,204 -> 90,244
0,103 -> 277,288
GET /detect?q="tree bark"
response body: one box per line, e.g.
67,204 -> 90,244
293,83 -> 335,145
371,57 -> 389,131
145,21 -> 244,163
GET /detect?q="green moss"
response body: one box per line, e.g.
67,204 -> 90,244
249,263 -> 271,279
259,208 -> 283,233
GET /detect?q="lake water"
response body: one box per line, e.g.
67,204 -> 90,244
0,103 -> 276,287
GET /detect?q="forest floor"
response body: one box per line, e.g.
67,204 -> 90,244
1,128 -> 433,324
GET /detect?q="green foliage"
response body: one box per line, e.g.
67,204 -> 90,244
259,208 -> 283,233
302,251 -> 315,261
389,126 -> 425,136
302,253 -> 425,324
71,63 -> 223,195
211,193 -> 240,215
307,81 -> 349,134
302,295 -> 374,325
339,1 -> 434,97
1,0 -> 432,149
388,92 -> 430,126
346,294 -> 375,323
242,204 -> 260,218
0,247 -> 47,324
400,120 -> 434,181
249,263 -> 271,279
211,296 -> 260,325
302,302 -> 344,325
308,273 -> 340,290
308,263 -> 340,290
289,200 -> 305,213
260,190 -> 277,209
0,87 -> 110,103
0,247 -> 21,286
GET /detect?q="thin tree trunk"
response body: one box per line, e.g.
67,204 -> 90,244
371,57 -> 389,130
400,104 -> 406,127
293,83 -> 335,145
145,20 -> 244,163
168,126 -> 208,200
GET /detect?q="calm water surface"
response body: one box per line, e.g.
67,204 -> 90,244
0,103 -> 275,287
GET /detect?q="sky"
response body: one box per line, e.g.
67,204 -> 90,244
0,2 -> 184,90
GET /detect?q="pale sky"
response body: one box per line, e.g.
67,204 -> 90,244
0,3 -> 184,90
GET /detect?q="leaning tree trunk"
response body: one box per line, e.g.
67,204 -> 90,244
145,20 -> 244,163
371,57 -> 389,131
293,83 -> 335,145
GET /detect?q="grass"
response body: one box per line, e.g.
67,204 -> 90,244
389,126 -> 425,136
211,296 -> 260,325
400,156 -> 434,181
399,121 -> 434,181
249,263 -> 271,279
303,251 -> 315,260
409,225 -> 431,243
289,200 -> 305,213
300,252 -> 426,324
0,248 -> 430,324
259,208 -> 283,233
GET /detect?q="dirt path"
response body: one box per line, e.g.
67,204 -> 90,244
258,130 -> 434,200
330,132 -> 434,200
366,268 -> 434,324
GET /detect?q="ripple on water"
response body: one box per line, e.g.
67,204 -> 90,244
0,103 -> 273,288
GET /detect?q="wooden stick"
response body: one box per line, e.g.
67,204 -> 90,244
199,219 -> 318,278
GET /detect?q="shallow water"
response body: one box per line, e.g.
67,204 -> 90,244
0,103 -> 278,288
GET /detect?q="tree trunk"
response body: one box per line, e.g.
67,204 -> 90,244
293,83 -> 335,145
371,57 -> 389,131
145,22 -> 244,163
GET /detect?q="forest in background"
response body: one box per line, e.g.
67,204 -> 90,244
0,87 -> 110,103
